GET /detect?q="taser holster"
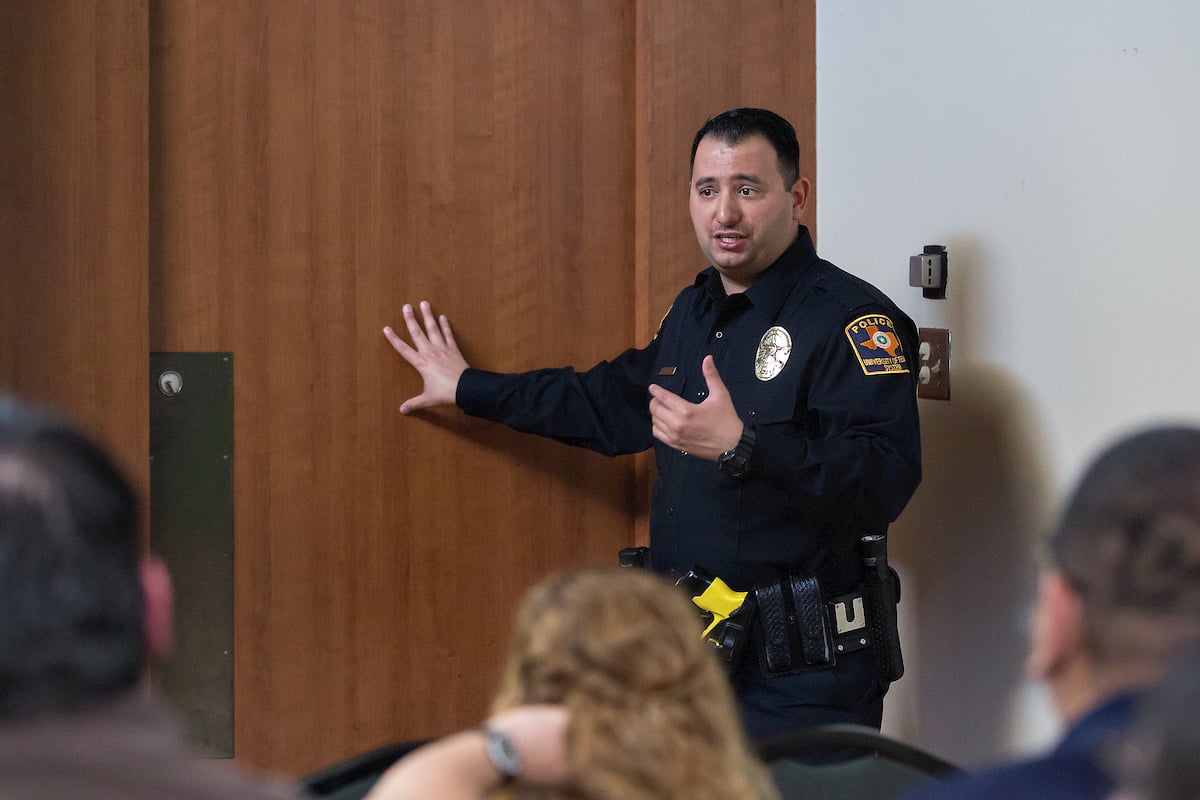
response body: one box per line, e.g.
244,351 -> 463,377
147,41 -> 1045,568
674,567 -> 754,670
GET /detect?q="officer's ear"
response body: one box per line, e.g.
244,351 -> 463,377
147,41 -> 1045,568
790,177 -> 811,223
1026,570 -> 1084,682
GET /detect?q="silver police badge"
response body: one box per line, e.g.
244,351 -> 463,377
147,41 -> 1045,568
755,326 -> 792,381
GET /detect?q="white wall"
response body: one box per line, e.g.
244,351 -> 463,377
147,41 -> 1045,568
816,0 -> 1200,766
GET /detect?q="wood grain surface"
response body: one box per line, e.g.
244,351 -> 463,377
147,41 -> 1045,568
3,0 -> 814,776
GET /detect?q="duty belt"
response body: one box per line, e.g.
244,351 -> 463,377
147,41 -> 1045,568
676,568 -> 873,674
632,533 -> 905,684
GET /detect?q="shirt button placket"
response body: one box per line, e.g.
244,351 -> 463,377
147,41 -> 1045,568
706,329 -> 724,400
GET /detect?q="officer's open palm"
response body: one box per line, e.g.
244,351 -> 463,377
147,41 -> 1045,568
648,355 -> 744,461
383,301 -> 469,414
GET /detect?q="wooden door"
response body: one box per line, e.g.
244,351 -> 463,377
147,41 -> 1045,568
0,1 -> 149,492
3,0 -> 814,776
151,1 -> 637,771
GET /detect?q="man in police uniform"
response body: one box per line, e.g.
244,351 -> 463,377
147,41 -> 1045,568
384,108 -> 921,738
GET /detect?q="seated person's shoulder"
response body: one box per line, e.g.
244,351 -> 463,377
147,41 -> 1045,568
904,751 -> 1112,800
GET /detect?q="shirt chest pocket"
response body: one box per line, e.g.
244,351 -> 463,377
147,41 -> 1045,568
649,369 -> 687,399
727,379 -> 802,428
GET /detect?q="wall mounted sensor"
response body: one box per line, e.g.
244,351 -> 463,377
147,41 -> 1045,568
909,245 -> 948,299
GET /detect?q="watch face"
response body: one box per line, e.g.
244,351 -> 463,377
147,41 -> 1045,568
719,451 -> 747,477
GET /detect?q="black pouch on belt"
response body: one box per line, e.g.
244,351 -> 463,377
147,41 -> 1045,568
755,575 -> 834,673
861,534 -> 905,683
618,546 -> 649,569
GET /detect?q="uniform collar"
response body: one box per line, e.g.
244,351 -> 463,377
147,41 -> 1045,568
1054,690 -> 1141,758
693,225 -> 819,321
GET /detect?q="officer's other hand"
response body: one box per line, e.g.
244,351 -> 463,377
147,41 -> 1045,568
383,301 -> 469,414
648,355 -> 743,461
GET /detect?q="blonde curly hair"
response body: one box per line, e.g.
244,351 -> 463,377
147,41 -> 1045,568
491,567 -> 779,800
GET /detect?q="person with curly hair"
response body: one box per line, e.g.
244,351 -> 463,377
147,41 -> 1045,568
371,567 -> 780,800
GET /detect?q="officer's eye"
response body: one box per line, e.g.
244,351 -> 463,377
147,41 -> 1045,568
738,186 -> 756,196
698,187 -> 716,198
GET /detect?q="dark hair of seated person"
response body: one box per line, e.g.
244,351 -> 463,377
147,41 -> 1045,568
0,396 -> 144,720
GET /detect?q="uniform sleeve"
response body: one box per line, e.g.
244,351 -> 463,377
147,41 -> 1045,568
455,339 -> 659,457
750,309 -> 922,529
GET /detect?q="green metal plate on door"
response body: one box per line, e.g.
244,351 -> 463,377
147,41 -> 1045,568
149,352 -> 233,756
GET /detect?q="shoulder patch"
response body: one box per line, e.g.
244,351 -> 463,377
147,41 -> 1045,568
845,314 -> 910,376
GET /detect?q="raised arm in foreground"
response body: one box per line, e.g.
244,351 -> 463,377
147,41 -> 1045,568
364,705 -> 569,800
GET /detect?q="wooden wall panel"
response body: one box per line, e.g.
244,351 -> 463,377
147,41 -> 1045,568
0,1 -> 149,496
151,0 -> 637,773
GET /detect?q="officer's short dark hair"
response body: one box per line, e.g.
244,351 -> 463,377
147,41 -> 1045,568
0,395 -> 143,719
1049,426 -> 1200,672
690,107 -> 801,190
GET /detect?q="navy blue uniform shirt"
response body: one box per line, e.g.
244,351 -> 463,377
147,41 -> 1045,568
458,226 -> 920,589
457,226 -> 921,734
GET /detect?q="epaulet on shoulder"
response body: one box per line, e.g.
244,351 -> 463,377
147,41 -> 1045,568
817,260 -> 892,313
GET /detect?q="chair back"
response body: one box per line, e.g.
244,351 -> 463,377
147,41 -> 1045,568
303,740 -> 429,800
757,724 -> 961,800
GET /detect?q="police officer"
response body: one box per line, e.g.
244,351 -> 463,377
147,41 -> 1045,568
384,108 -> 921,739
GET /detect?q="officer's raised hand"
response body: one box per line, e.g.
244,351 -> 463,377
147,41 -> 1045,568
383,301 -> 469,414
648,355 -> 744,461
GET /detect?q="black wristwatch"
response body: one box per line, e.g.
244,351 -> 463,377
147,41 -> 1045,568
718,425 -> 756,478
483,724 -> 522,785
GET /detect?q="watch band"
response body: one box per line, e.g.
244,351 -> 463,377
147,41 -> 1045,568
718,425 -> 756,478
482,724 -> 522,785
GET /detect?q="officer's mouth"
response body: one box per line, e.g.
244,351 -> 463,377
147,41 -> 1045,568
714,231 -> 747,251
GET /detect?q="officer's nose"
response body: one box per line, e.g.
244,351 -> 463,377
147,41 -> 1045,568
716,194 -> 740,226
